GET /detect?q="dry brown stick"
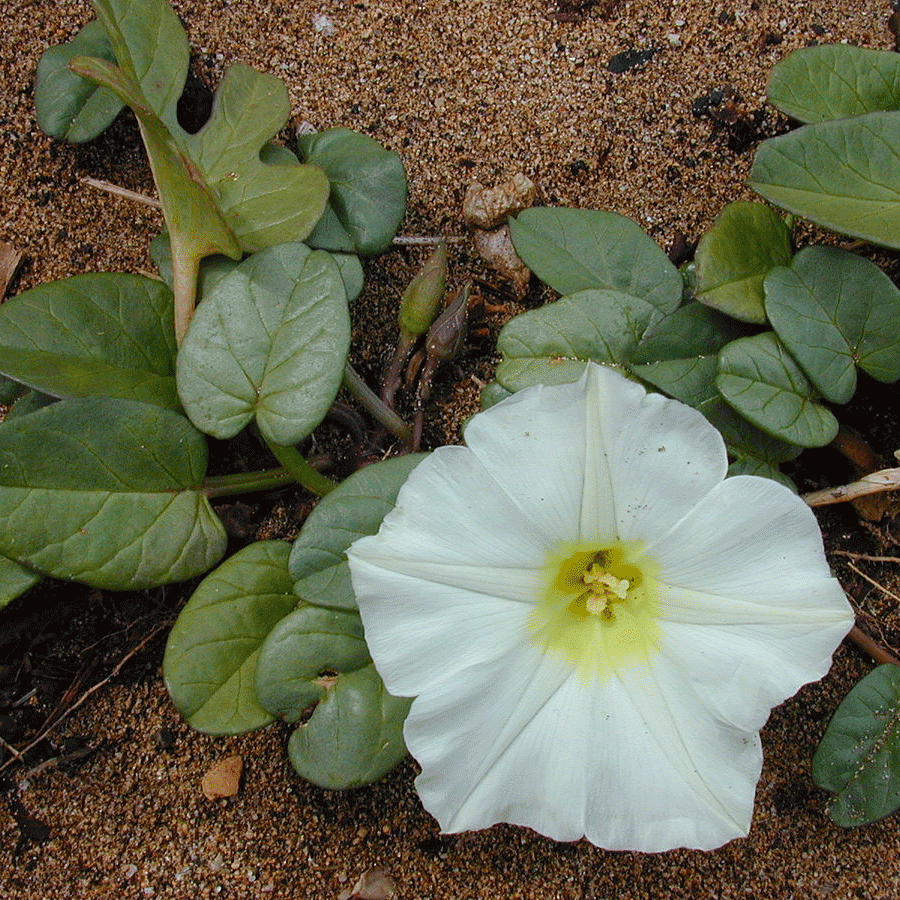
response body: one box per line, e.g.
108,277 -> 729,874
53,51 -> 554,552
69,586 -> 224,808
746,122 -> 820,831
803,467 -> 900,507
845,561 -> 900,605
831,551 -> 900,564
80,175 -> 162,209
0,621 -> 169,774
848,624 -> 900,668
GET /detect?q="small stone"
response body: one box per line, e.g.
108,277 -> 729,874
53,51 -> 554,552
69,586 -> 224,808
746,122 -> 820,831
201,755 -> 243,800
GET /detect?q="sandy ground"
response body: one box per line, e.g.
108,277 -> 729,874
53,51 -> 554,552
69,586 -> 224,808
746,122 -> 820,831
3,0 -> 900,897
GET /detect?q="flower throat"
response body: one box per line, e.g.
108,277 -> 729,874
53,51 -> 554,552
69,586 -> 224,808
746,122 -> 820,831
530,540 -> 661,681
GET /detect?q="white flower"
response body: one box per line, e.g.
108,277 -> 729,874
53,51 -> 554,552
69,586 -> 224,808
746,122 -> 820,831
347,364 -> 853,852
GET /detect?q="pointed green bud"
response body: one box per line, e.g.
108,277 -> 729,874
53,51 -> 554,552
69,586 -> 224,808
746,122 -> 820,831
398,240 -> 447,339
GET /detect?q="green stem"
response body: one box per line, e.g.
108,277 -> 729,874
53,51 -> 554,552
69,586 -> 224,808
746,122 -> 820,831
171,238 -> 200,345
343,362 -> 413,448
265,440 -> 338,496
202,466 -> 295,499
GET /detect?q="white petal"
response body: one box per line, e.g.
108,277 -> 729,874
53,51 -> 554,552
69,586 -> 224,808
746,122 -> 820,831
646,475 -> 850,614
581,365 -> 728,545
355,443 -> 552,570
462,376 -> 595,545
405,639 -> 758,851
349,558 -> 535,699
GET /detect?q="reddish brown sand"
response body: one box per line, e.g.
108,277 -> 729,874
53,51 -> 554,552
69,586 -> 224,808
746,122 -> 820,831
3,1 -> 900,898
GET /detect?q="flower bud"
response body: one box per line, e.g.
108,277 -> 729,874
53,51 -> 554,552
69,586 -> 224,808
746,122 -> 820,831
398,240 -> 447,340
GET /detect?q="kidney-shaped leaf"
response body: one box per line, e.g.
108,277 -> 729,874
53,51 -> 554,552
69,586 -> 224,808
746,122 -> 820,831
254,604 -> 370,721
694,202 -> 792,323
750,112 -> 900,249
184,65 -> 330,252
496,289 -> 660,391
299,128 -> 408,256
813,664 -> 900,827
177,243 -> 350,446
0,272 -> 178,408
163,541 -> 297,735
765,246 -> 900,404
286,664 -> 411,790
0,397 -> 226,589
716,332 -> 838,447
290,454 -> 427,610
34,20 -> 123,142
629,302 -> 747,365
509,207 -> 683,311
768,44 -> 900,124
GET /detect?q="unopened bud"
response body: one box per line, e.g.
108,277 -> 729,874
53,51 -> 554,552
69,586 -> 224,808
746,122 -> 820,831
398,240 -> 447,339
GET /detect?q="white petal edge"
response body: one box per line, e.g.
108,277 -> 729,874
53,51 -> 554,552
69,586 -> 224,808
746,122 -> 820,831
405,638 -> 760,852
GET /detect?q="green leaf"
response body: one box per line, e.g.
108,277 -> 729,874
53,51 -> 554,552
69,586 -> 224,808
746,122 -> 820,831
632,353 -> 800,471
716,332 -> 839,447
0,273 -> 178,408
286,664 -> 411,790
177,244 -> 350,445
163,541 -> 297,735
508,207 -> 683,311
813,664 -> 900,827
629,302 -> 748,365
495,289 -> 661,391
72,55 -> 242,273
34,20 -> 124,142
92,0 -> 189,132
0,556 -> 41,611
727,456 -> 796,491
764,246 -> 900,404
750,112 -> 900,249
480,380 -> 513,410
183,65 -> 330,252
289,454 -> 427,611
299,128 -> 408,256
254,605 -> 370,721
694,201 -> 792,323
768,44 -> 900,124
0,397 -> 226,589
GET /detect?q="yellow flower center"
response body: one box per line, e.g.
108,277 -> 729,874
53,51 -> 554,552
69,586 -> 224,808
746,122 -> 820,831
529,541 -> 661,681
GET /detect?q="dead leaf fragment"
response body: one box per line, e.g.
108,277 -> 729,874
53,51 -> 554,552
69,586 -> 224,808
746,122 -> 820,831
472,225 -> 531,299
201,754 -> 243,800
462,173 -> 537,229
338,867 -> 398,900
0,242 -> 23,298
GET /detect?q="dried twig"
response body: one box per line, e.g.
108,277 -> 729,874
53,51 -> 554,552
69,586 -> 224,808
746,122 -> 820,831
803,467 -> 900,507
848,625 -> 900,668
845,561 -> 900,605
0,621 -> 169,774
81,175 -> 162,209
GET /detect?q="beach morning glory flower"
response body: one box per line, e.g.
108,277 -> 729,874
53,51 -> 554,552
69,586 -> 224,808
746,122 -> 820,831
346,363 -> 853,852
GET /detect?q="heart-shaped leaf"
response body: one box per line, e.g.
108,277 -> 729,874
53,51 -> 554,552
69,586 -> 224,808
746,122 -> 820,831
290,453 -> 427,610
767,44 -> 900,124
629,301 -> 747,365
813,664 -> 900,826
254,605 -> 370,721
764,246 -> 900,404
286,664 -> 411,790
34,20 -> 123,142
750,111 -> 900,249
508,207 -> 683,311
299,128 -> 408,256
496,289 -> 661,391
0,556 -> 41,611
0,273 -> 178,408
183,65 -> 330,252
163,541 -> 297,735
177,243 -> 350,446
694,201 -> 792,323
716,332 -> 838,447
480,381 -> 514,410
0,397 -> 226,589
